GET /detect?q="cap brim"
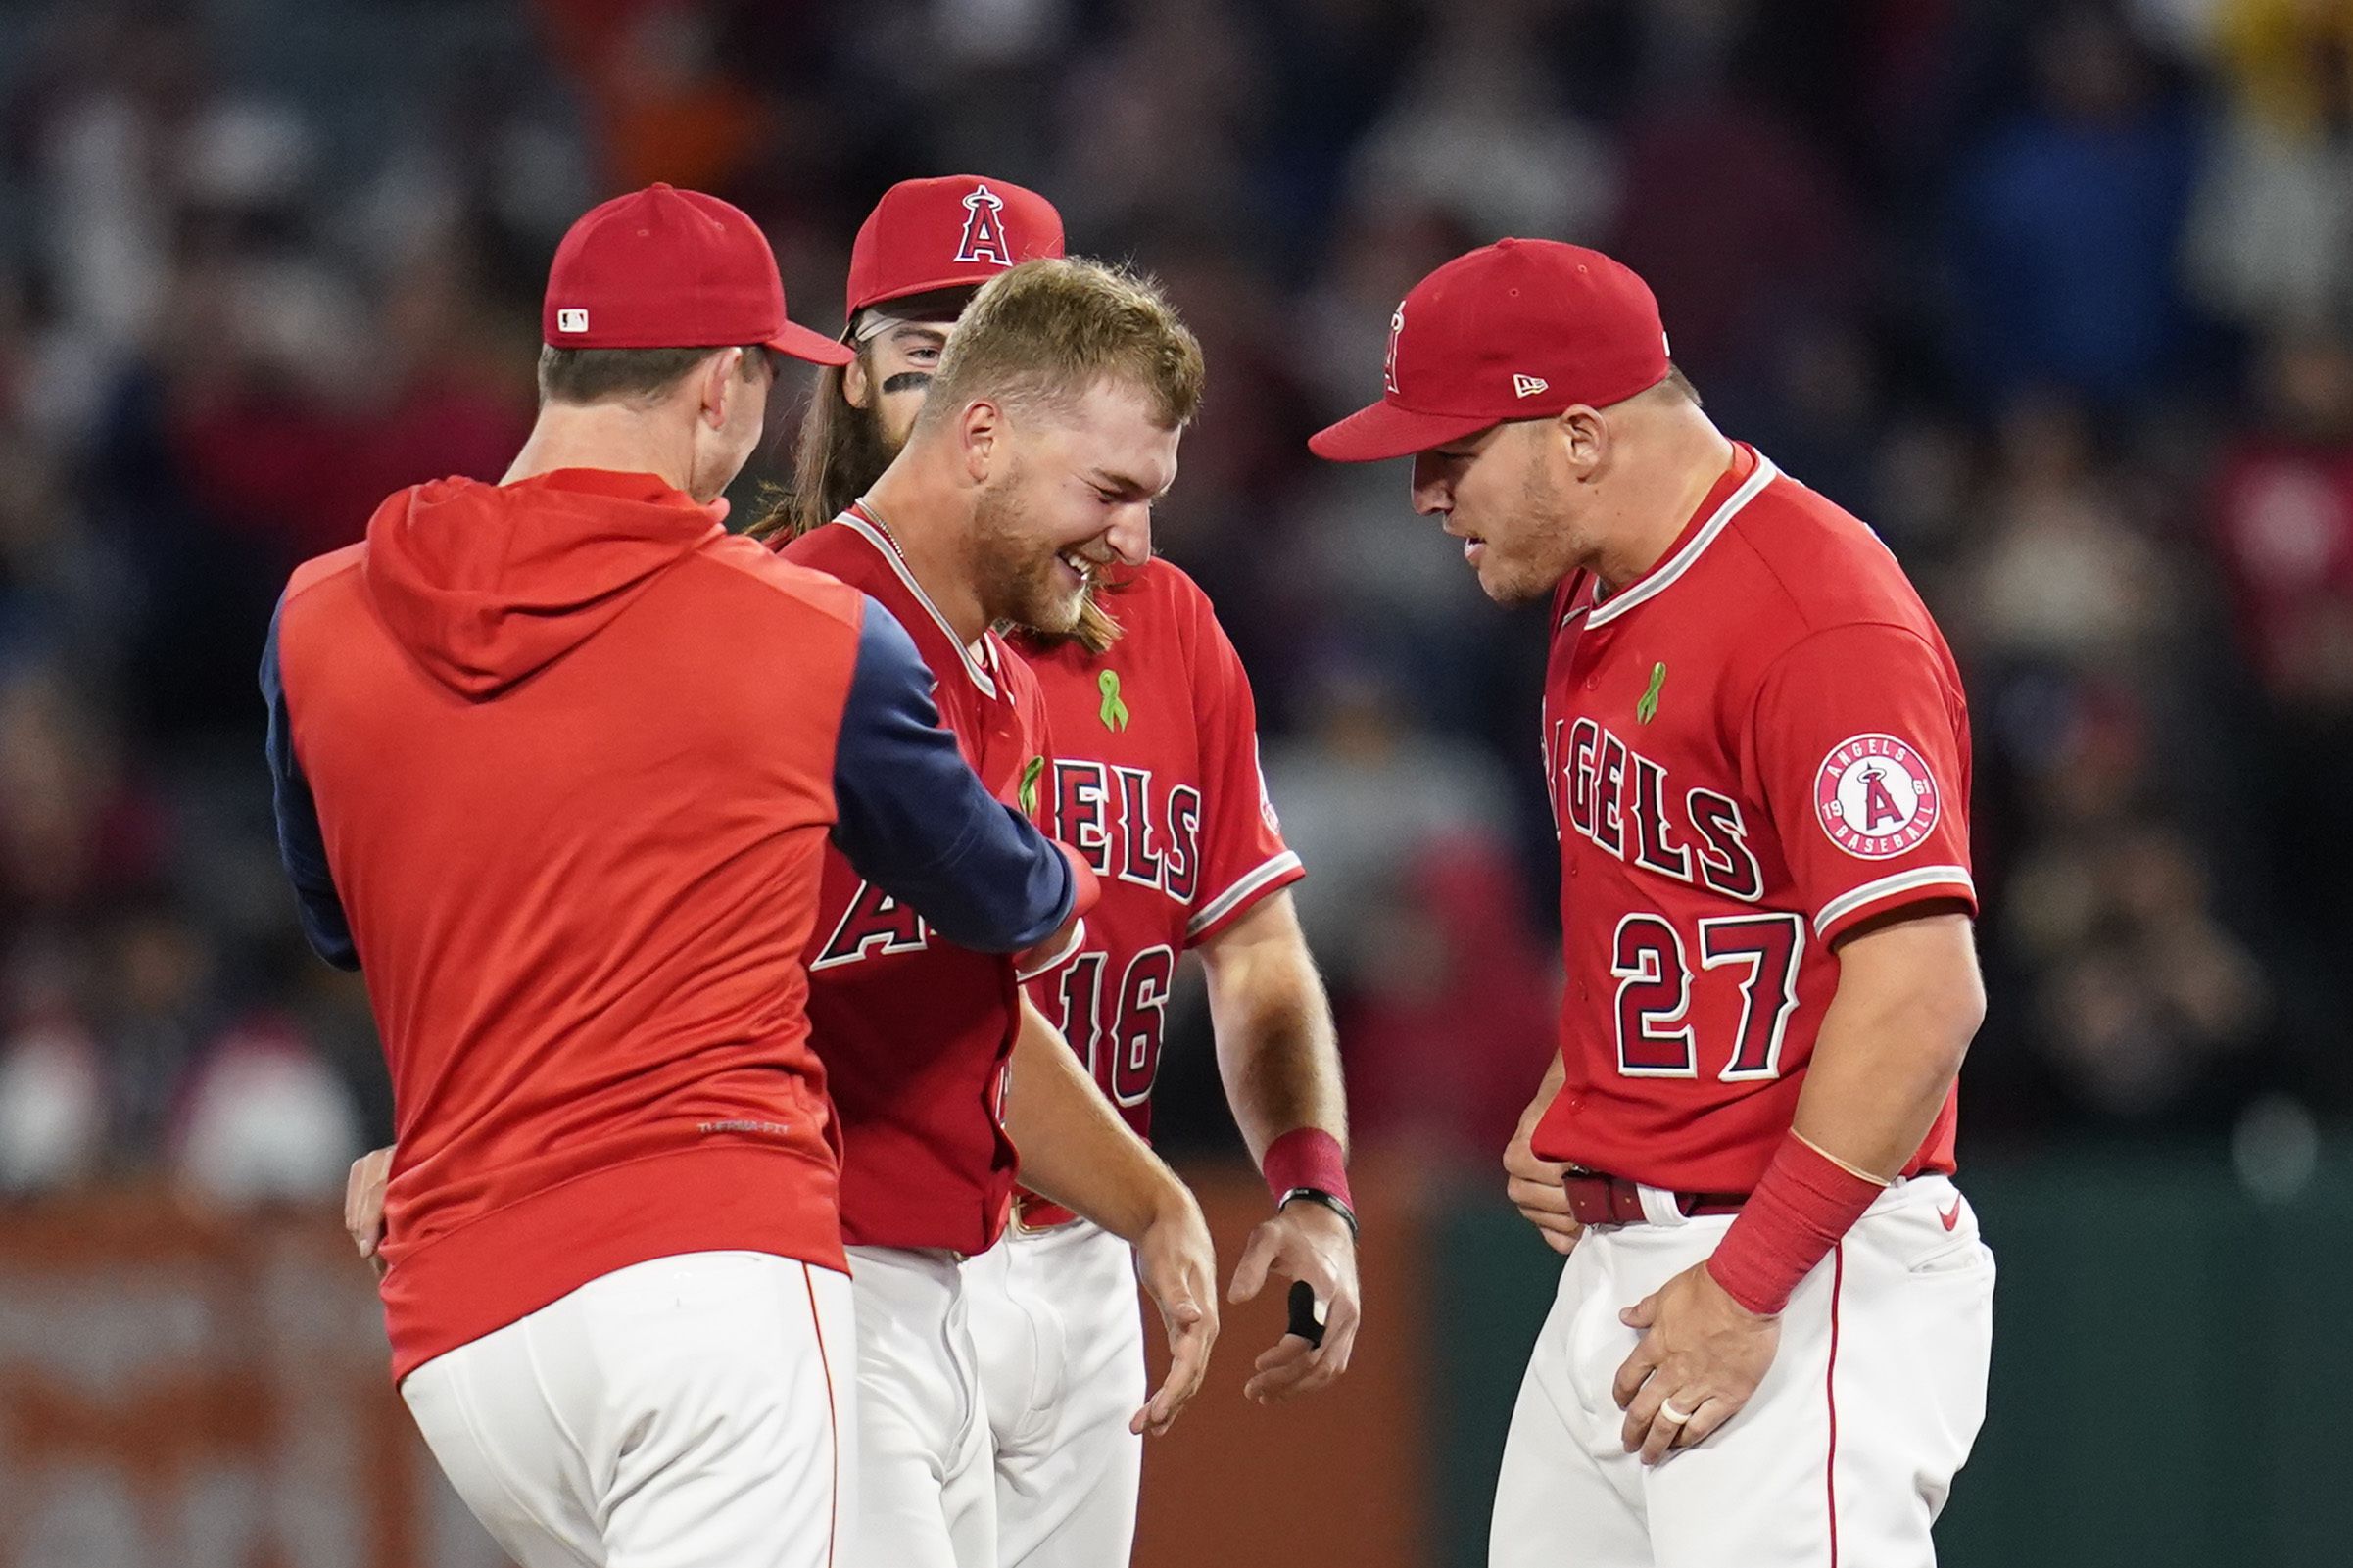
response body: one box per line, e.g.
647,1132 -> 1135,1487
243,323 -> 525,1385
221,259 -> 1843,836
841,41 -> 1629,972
1307,400 -> 1499,462
851,275 -> 1002,318
766,317 -> 856,366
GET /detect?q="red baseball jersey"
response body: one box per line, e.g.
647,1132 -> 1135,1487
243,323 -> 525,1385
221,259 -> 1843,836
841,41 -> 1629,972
780,507 -> 1052,1254
1534,445 -> 1977,1193
1018,560 -> 1303,1150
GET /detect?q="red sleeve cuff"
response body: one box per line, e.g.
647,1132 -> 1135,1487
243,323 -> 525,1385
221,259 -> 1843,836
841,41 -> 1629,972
1187,851 -> 1305,946
1812,865 -> 1976,945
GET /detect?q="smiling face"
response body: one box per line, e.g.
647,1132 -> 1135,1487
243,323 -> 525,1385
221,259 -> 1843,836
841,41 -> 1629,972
968,378 -> 1176,634
1410,418 -> 1587,604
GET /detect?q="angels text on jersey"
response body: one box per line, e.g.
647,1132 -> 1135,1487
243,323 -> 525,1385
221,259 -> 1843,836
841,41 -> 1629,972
811,758 -> 1202,971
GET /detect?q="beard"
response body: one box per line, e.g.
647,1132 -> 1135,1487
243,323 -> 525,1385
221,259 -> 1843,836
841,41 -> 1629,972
971,468 -> 1093,636
1475,459 -> 1579,605
840,393 -> 905,501
1476,541 -> 1561,605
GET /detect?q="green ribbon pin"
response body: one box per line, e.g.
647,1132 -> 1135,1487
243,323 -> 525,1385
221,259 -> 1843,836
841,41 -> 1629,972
1019,755 -> 1044,817
1637,661 -> 1667,724
1098,669 -> 1130,732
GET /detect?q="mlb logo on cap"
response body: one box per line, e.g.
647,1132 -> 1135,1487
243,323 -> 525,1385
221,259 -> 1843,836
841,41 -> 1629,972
555,308 -> 589,334
1310,239 -> 1671,462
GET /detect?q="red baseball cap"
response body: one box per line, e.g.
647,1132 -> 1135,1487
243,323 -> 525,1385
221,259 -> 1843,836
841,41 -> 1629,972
543,183 -> 852,365
1308,238 -> 1671,462
844,175 -> 1066,320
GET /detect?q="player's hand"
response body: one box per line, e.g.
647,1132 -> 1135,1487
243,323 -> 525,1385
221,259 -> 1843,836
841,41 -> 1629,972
1504,1099 -> 1581,1257
1131,1187 -> 1220,1437
345,1145 -> 394,1279
1226,1198 -> 1360,1403
1612,1261 -> 1780,1465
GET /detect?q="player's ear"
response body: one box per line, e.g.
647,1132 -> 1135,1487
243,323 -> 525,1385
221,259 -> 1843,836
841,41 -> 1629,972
698,348 -> 744,430
843,352 -> 872,410
958,397 -> 1003,481
1554,404 -> 1609,477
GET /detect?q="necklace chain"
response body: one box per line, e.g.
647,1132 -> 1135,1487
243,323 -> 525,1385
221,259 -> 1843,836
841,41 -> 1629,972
852,495 -> 904,560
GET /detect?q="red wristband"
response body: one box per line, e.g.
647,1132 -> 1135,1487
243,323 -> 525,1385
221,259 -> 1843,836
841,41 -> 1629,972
1705,1133 -> 1882,1315
1262,1126 -> 1350,1210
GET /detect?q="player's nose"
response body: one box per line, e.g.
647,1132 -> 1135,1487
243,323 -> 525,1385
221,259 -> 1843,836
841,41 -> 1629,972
1409,453 -> 1452,517
1103,502 -> 1153,567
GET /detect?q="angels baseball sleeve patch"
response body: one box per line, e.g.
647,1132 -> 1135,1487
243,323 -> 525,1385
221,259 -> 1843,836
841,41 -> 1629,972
1813,733 -> 1943,860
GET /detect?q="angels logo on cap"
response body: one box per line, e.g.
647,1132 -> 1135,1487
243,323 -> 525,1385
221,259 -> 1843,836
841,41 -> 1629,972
843,175 -> 1067,319
1382,306 -> 1405,396
1815,734 -> 1942,860
955,184 -> 1014,266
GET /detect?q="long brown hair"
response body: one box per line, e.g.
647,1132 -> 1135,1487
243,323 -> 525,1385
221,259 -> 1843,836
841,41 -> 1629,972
744,353 -> 896,545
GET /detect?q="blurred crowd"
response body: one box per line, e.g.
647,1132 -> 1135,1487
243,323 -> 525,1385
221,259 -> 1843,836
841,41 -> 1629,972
1,0 -> 2349,1206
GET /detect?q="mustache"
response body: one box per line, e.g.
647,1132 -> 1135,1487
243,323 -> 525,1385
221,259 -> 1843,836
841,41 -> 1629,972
879,370 -> 935,396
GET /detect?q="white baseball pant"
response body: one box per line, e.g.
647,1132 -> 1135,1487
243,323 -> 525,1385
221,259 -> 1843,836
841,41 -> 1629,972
844,1244 -> 998,1568
399,1250 -> 854,1568
1490,1172 -> 1994,1568
965,1220 -> 1148,1568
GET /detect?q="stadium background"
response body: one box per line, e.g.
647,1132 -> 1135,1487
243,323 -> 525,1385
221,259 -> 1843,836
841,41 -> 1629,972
1,0 -> 2348,1561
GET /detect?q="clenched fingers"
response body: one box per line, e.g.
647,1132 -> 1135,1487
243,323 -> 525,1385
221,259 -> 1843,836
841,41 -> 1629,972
1503,1137 -> 1568,1184
1508,1179 -> 1583,1253
1505,1172 -> 1574,1217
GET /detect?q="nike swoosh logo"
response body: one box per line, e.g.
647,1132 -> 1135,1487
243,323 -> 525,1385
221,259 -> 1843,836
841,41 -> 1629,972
1938,1199 -> 1963,1231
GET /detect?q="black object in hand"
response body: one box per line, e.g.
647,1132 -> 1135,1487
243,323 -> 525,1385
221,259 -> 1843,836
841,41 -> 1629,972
1286,1279 -> 1325,1347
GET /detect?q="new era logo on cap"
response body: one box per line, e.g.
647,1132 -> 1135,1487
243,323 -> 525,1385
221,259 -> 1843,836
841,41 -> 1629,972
556,308 -> 589,334
1513,374 -> 1549,399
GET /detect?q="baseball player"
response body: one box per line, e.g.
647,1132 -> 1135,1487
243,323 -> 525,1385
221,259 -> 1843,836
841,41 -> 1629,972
274,185 -> 1096,1568
1310,239 -> 1995,1567
773,255 -> 1222,1568
760,175 -> 1360,1568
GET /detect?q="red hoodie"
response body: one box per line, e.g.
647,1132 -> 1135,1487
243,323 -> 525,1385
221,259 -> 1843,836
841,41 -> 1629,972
263,468 -> 1083,1380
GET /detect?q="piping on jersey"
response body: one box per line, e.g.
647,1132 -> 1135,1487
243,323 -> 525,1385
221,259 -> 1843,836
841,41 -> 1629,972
1185,850 -> 1305,940
841,507 -> 1000,697
1812,866 -> 1975,939
1586,454 -> 1781,629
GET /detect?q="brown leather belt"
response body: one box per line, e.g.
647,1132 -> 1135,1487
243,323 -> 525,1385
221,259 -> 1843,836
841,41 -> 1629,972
1009,1190 -> 1080,1235
1561,1168 -> 1748,1228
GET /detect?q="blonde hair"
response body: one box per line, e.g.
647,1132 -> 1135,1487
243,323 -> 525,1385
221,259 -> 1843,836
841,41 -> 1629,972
915,258 -> 1205,436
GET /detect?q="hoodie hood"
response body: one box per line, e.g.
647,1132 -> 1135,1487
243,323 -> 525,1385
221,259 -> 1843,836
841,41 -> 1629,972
362,469 -> 725,698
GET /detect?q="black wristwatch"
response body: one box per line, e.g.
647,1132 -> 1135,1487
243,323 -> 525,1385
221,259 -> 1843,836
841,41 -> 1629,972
1278,1186 -> 1360,1242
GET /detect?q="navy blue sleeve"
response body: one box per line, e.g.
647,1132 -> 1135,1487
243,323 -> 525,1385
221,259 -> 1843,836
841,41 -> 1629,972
831,598 -> 1075,952
261,600 -> 360,971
